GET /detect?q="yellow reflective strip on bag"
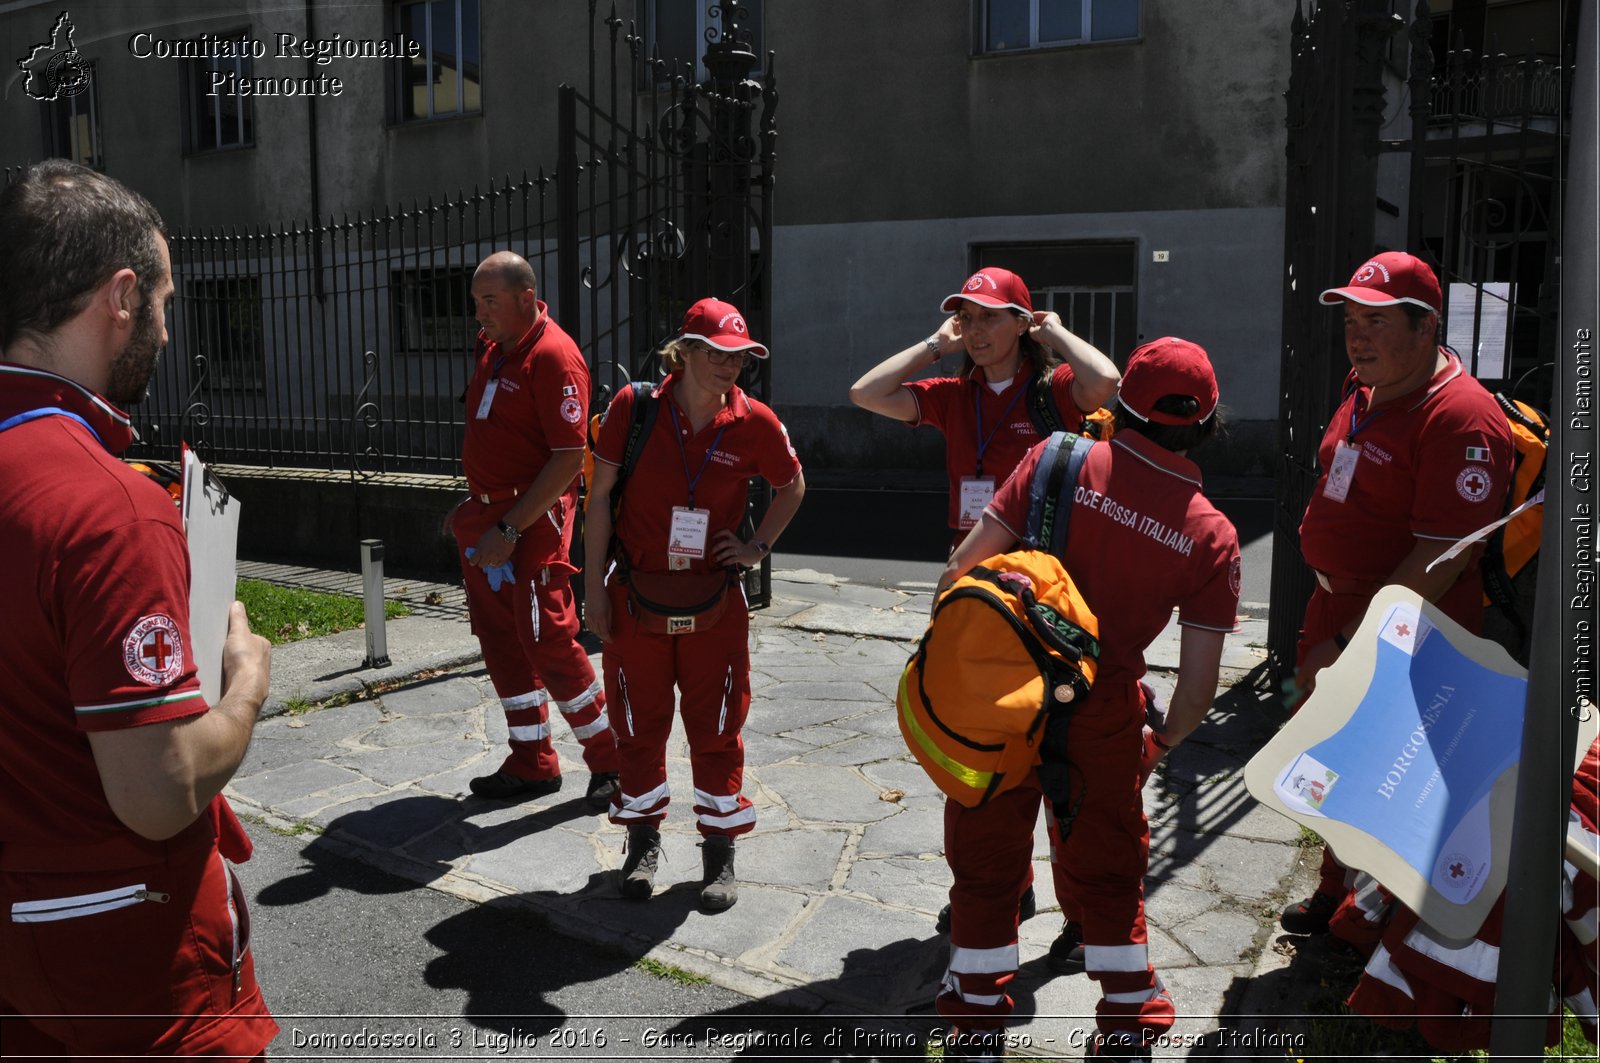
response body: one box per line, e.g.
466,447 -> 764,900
897,666 -> 992,794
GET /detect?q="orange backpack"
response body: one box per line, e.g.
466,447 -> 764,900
1480,394 -> 1549,664
898,550 -> 1100,808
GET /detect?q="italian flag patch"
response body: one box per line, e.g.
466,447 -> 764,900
1465,446 -> 1490,462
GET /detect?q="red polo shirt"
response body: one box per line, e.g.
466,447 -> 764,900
1298,353 -> 1513,626
989,432 -> 1241,684
0,364 -> 212,850
595,375 -> 801,577
905,364 -> 1085,529
462,302 -> 590,498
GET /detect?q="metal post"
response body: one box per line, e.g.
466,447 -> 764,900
360,539 -> 391,669
1489,0 -> 1596,1055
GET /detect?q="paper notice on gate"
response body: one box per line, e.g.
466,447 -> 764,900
182,446 -> 240,705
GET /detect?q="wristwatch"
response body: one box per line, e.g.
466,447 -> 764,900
923,336 -> 942,362
497,519 -> 521,544
750,538 -> 771,558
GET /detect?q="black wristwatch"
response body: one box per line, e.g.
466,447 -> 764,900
497,519 -> 521,544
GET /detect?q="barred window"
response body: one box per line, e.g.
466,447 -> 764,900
975,242 -> 1138,363
393,269 -> 475,354
187,277 -> 265,390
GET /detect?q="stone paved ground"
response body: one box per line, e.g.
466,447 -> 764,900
228,568 -> 1317,1059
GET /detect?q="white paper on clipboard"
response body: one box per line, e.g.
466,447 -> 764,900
182,446 -> 239,704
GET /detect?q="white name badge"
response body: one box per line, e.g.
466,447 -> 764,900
1322,440 -> 1360,503
668,506 -> 711,564
475,379 -> 499,420
958,476 -> 996,529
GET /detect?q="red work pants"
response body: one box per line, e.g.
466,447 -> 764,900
453,498 -> 618,780
0,837 -> 275,1058
940,680 -> 1174,1040
601,580 -> 754,838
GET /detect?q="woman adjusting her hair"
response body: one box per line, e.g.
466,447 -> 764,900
585,298 -> 805,912
849,266 -> 1120,548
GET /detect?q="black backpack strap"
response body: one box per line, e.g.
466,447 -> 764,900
1043,435 -> 1094,559
617,380 -> 659,483
1026,373 -> 1065,436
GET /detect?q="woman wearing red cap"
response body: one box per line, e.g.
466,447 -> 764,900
850,267 -> 1121,963
932,338 -> 1241,1061
849,266 -> 1120,548
584,298 -> 805,911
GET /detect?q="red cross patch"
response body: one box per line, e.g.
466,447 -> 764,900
123,614 -> 185,686
1455,466 -> 1492,502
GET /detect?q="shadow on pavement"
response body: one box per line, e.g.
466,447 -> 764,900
256,793 -> 595,906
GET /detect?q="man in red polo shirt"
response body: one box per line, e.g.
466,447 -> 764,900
1279,251 -> 1514,935
935,338 -> 1240,1061
450,252 -> 620,809
0,161 -> 277,1057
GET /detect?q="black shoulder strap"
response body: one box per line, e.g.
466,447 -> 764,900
1026,373 -> 1065,436
617,380 -> 659,483
1041,434 -> 1094,559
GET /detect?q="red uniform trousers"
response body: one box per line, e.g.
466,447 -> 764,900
601,581 -> 755,838
452,499 -> 618,779
0,834 -> 275,1059
940,680 -> 1173,1039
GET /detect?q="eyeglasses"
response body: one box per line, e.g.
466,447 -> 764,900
697,345 -> 752,369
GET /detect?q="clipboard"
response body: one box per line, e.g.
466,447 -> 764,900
1244,586 -> 1597,939
181,446 -> 240,704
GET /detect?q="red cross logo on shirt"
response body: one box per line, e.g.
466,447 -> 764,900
141,629 -> 174,671
123,614 -> 184,686
1463,472 -> 1485,494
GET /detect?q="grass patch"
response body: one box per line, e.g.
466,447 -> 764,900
631,957 -> 710,986
237,578 -> 409,645
1297,825 -> 1324,848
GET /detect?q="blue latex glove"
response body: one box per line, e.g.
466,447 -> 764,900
464,548 -> 516,592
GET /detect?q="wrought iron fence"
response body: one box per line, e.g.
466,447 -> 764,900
1429,47 -> 1564,125
118,0 -> 776,486
133,177 -> 558,476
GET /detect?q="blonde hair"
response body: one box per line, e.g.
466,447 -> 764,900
660,337 -> 694,373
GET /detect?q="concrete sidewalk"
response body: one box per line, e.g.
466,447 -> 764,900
227,562 -> 1313,1058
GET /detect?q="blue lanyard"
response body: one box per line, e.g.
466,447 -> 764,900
667,401 -> 729,510
0,406 -> 106,450
973,378 -> 1028,477
1346,389 -> 1385,444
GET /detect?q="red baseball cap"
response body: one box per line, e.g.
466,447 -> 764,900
679,297 -> 769,359
1319,251 -> 1442,314
940,267 -> 1034,316
1117,337 -> 1219,426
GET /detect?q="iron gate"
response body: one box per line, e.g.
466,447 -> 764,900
1269,0 -> 1570,680
556,0 -> 777,605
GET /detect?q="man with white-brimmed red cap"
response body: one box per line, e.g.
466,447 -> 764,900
933,337 -> 1241,1061
1278,251 -> 1512,937
586,297 -> 805,911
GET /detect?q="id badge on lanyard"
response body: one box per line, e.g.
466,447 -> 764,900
667,506 -> 710,570
958,476 -> 995,529
475,380 -> 499,420
1322,440 -> 1360,502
